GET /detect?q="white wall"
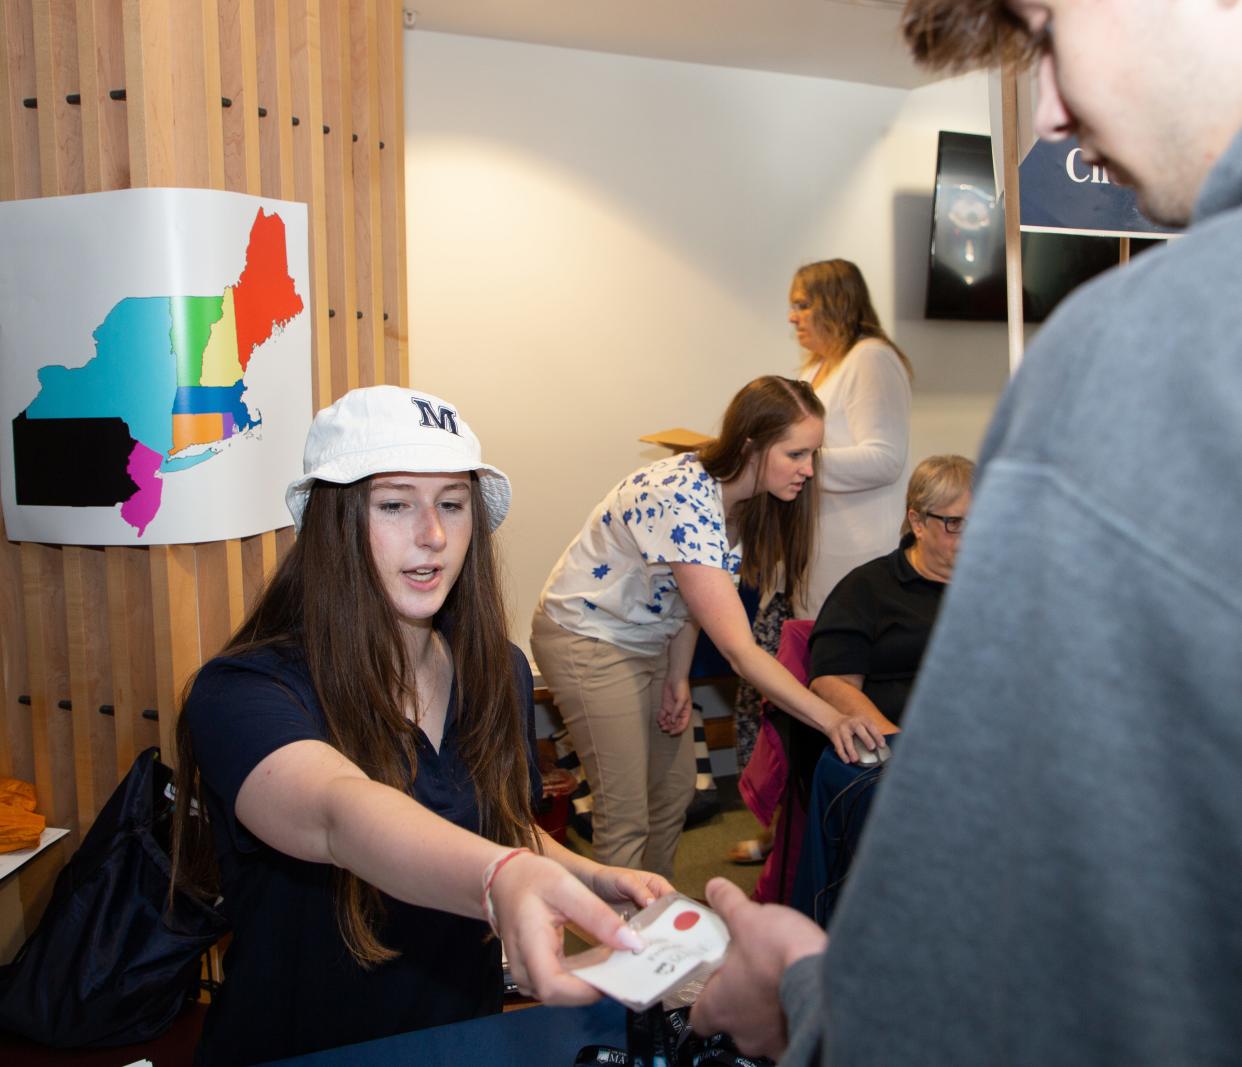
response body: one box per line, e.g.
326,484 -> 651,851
405,31 -> 1009,651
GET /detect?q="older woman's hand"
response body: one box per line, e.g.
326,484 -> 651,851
822,711 -> 887,764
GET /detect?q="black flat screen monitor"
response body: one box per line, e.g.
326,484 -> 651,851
925,131 -> 1160,322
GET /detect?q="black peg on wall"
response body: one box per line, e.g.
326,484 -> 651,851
66,93 -> 81,105
142,709 -> 159,722
328,308 -> 336,318
352,133 -> 358,143
99,704 -> 115,717
57,699 -> 72,710
22,97 -> 36,109
109,88 -> 126,101
292,115 -> 300,126
323,124 -> 330,134
222,96 -> 233,108
18,695 -> 32,705
356,311 -> 363,320
379,141 -> 385,149
383,312 -> 389,321
258,105 -> 268,118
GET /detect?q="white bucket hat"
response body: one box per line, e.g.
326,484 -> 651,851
285,386 -> 511,531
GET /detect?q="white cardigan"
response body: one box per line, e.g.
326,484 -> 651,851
798,337 -> 911,617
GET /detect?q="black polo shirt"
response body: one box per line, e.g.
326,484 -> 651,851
184,640 -> 540,1066
809,540 -> 946,727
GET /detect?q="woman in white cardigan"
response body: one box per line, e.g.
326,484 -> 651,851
789,259 -> 912,618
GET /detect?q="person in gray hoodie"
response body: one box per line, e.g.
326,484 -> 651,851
691,2 -> 1242,1064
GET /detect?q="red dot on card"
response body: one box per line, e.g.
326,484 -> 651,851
673,910 -> 700,931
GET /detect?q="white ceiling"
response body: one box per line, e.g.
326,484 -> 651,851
405,0 -> 932,91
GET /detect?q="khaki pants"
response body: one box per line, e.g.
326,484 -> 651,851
531,608 -> 696,879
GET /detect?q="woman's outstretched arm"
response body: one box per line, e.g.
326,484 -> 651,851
670,563 -> 886,763
233,739 -> 648,1002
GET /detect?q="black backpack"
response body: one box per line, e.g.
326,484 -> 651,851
0,747 -> 229,1047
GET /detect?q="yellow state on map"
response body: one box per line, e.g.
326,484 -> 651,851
199,287 -> 244,386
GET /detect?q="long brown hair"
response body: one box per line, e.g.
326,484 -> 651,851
171,474 -> 536,965
698,376 -> 824,605
792,259 -> 912,378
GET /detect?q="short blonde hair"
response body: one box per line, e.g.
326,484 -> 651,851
900,454 -> 975,538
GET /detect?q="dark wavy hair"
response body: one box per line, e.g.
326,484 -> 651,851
792,259 -> 912,377
698,376 -> 824,606
170,474 -> 536,965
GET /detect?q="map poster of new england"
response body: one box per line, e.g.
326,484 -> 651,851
0,188 -> 311,545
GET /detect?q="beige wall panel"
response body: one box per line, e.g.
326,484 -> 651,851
150,546 -> 201,762
0,516 -> 33,782
317,0 -> 358,398
195,542 -> 235,663
275,524 -> 296,561
76,0 -> 129,192
254,0 -> 295,201
288,0 -> 332,408
376,0 -> 405,385
63,546 -> 116,835
240,533 -> 266,616
165,0 -> 225,190
1,2 -> 42,200
106,547 -> 161,770
123,0 -> 176,187
32,1 -> 83,197
21,544 -> 75,837
1,2 -> 36,198
219,0 -> 262,195
350,0 -> 383,387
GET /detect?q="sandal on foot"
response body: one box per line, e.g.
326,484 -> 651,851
726,838 -> 773,865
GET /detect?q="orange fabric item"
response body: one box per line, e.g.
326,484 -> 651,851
0,778 -> 45,852
0,778 -> 37,811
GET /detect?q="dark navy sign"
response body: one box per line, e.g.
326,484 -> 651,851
1019,136 -> 1181,236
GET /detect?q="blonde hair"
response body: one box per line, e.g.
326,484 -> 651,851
791,259 -> 912,377
900,454 -> 975,538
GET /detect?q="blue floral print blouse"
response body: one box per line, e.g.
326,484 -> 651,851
537,453 -> 742,655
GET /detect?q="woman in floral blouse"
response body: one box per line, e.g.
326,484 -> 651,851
531,376 -> 885,878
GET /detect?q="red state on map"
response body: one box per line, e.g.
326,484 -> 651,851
233,208 -> 304,369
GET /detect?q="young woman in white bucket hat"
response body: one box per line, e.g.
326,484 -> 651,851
171,386 -> 670,1065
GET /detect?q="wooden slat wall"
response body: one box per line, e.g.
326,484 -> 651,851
0,0 -> 408,935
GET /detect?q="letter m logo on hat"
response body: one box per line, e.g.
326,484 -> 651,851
411,397 -> 460,436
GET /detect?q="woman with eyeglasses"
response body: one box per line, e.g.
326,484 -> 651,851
806,454 -> 973,747
790,454 -> 974,923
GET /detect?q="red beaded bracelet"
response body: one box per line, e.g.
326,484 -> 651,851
481,847 -> 531,936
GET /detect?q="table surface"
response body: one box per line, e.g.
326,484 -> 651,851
264,999 -> 629,1066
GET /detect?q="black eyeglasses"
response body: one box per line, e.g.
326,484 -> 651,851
924,511 -> 967,534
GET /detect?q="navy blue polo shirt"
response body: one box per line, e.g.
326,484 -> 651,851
184,640 -> 541,1066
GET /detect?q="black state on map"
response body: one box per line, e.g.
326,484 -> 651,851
12,412 -> 141,507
